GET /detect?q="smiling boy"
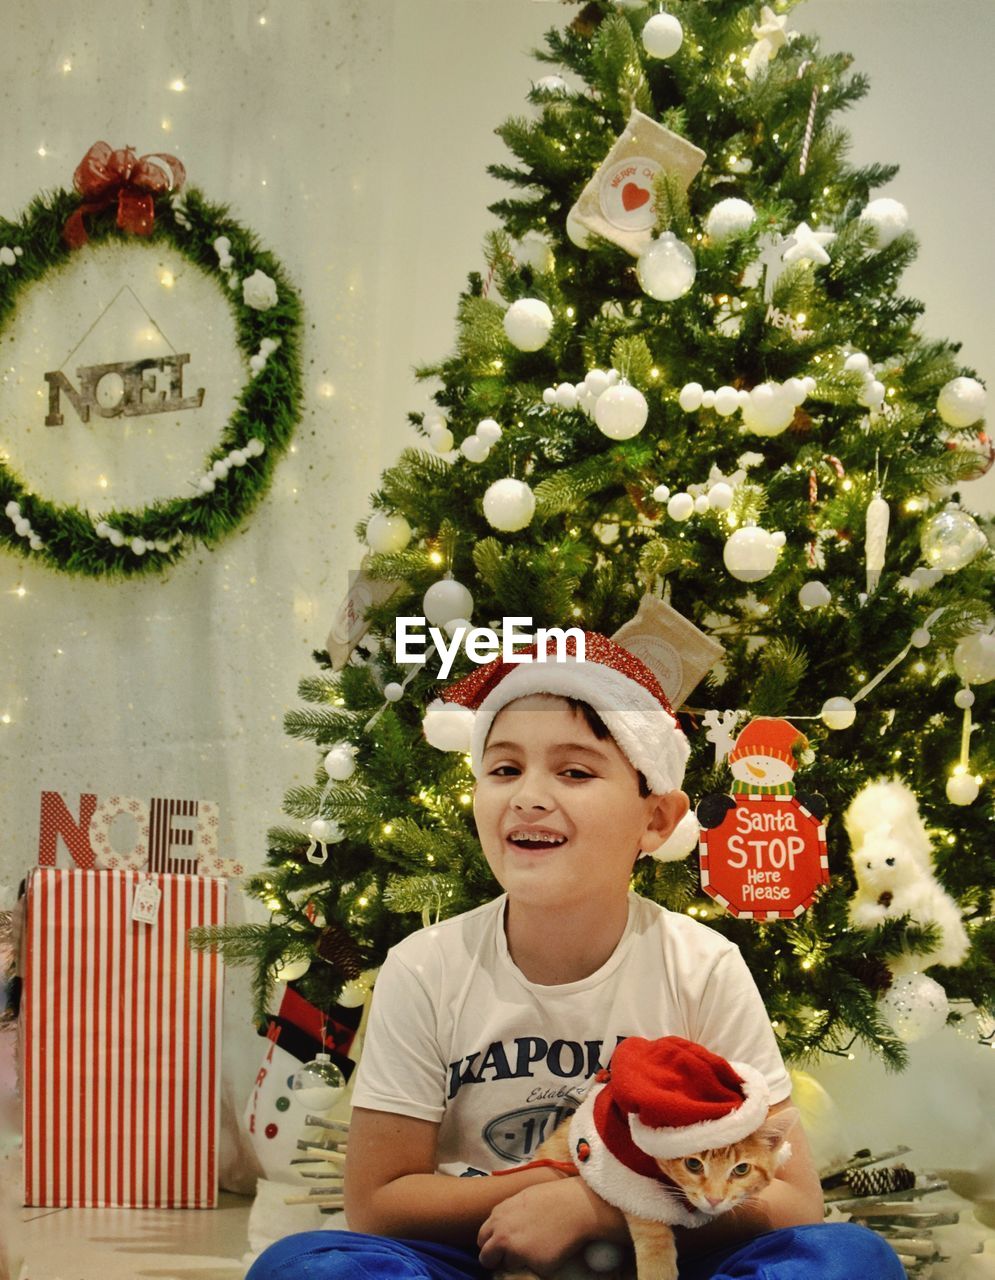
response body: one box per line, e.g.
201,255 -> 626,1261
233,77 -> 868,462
247,633 -> 902,1280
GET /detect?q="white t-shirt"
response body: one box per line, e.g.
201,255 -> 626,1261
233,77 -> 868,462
351,893 -> 792,1177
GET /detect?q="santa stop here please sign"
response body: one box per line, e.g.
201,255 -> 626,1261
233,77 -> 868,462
699,794 -> 828,920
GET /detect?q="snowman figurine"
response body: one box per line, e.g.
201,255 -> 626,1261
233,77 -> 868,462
697,717 -> 826,828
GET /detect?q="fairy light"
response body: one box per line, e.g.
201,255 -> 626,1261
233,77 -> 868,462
491,359 -> 504,372
0,715 -> 10,725
842,479 -> 853,491
459,793 -> 471,806
358,896 -> 369,907
169,78 -> 187,92
905,498 -> 922,512
650,367 -> 660,379
62,59 -> 72,73
565,306 -> 575,318
37,145 -> 47,157
382,822 -> 393,835
428,550 -> 444,566
158,268 -> 175,288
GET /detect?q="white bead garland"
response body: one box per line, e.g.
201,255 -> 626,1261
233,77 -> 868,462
196,437 -> 265,495
248,336 -> 280,376
0,245 -> 23,267
5,500 -> 44,551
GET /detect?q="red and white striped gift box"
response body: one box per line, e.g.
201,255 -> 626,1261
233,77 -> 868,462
21,868 -> 226,1208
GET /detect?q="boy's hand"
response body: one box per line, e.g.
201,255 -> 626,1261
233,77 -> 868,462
477,1178 -> 625,1275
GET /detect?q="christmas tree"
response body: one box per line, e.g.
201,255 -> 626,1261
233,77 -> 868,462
196,0 -> 994,1070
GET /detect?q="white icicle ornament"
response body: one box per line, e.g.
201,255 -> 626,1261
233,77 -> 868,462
864,490 -> 890,593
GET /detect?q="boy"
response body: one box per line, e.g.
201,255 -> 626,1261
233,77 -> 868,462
248,633 -> 902,1280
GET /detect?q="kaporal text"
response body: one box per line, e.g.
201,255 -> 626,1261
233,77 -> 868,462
396,617 -> 586,679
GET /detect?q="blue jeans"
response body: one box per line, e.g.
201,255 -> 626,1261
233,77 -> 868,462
245,1223 -> 905,1280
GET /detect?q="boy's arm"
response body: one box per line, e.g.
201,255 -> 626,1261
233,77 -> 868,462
674,1097 -> 825,1260
346,1106 -> 625,1258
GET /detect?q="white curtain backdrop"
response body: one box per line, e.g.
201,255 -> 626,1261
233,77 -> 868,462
1,0 -> 992,1190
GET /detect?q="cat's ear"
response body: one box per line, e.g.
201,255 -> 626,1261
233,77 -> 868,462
758,1106 -> 799,1150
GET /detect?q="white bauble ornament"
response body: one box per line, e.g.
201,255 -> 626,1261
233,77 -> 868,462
954,688 -> 976,709
516,235 -> 554,275
429,425 -> 454,453
503,298 -> 554,351
542,387 -> 557,406
641,12 -> 683,58
290,1052 -> 346,1111
483,478 -> 536,531
324,744 -> 357,781
920,507 -> 987,571
365,511 -> 412,554
652,484 -> 671,503
338,968 -> 378,1008
423,577 -> 474,626
678,382 -> 704,412
741,382 -> 796,436
554,382 -> 579,410
272,954 -> 311,984
705,198 -> 756,242
644,809 -> 699,862
693,494 -> 710,515
799,581 -> 831,610
585,368 -> 611,398
566,208 -> 591,249
859,197 -> 910,249
443,616 -> 471,638
783,377 -> 808,406
713,385 -> 740,417
821,696 -> 856,730
667,492 -> 694,521
594,383 -> 649,440
309,818 -> 342,844
383,682 -> 404,702
534,74 -> 570,94
423,698 -> 475,752
858,379 -> 886,410
722,525 -> 784,581
879,973 -> 949,1043
843,352 -> 871,375
953,631 -> 995,684
636,232 -> 696,302
937,376 -> 987,429
476,418 -> 503,445
708,482 -> 734,511
946,772 -> 981,806
460,435 -> 490,464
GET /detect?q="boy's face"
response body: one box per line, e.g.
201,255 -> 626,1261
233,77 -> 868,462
473,694 -> 687,911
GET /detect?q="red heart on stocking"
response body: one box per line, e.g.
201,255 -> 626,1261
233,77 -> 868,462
622,182 -> 650,212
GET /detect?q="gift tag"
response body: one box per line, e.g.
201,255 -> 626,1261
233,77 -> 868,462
132,877 -> 162,925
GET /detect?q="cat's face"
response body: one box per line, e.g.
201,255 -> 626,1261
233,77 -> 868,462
654,1132 -> 781,1217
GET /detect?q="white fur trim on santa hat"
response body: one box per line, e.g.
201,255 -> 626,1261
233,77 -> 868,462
568,1083 -> 707,1228
469,657 -> 689,795
627,1059 -> 769,1159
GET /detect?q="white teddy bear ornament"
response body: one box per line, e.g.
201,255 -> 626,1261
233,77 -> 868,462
844,778 -> 969,975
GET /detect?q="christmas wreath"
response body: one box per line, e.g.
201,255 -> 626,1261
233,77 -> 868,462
0,142 -> 303,577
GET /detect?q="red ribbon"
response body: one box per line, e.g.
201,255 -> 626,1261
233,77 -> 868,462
62,141 -> 186,249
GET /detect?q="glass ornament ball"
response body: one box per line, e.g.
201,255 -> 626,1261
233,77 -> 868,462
636,233 -> 696,302
641,12 -> 683,58
708,482 -> 734,511
594,383 -> 649,440
476,418 -> 503,445
290,1052 -> 346,1111
503,298 -> 554,351
953,631 -> 995,684
820,696 -> 856,730
954,688 -> 976,709
859,197 -> 910,248
383,682 -> 404,702
799,581 -> 831,610
879,973 -> 949,1043
946,772 -> 981,806
704,197 -> 756,243
423,577 -> 474,627
483,478 -> 536,532
365,511 -> 411,555
920,507 -> 987,571
910,627 -> 931,649
272,954 -> 311,984
324,744 -> 357,781
566,208 -> 591,249
722,526 -> 785,581
937,376 -> 987,429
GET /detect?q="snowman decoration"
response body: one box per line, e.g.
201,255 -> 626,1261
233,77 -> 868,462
696,718 -> 829,919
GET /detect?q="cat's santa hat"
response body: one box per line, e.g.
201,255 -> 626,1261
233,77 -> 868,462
568,1036 -> 771,1224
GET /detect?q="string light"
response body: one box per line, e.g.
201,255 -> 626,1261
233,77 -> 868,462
169,78 -> 187,92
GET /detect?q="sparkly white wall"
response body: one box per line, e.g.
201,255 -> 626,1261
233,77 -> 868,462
1,0 -> 992,1191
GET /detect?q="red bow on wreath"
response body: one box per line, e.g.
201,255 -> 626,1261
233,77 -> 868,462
62,141 -> 186,249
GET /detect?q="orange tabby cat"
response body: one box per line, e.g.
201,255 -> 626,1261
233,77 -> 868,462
495,1037 -> 795,1280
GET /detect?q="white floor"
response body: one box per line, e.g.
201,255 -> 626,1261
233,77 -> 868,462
20,1194 -> 254,1280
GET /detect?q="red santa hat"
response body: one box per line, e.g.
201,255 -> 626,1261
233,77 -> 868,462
727,717 -> 807,769
568,1037 -> 770,1224
426,631 -> 688,795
